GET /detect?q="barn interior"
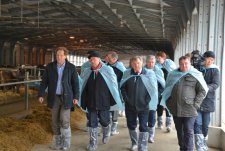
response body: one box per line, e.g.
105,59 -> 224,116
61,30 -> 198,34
0,0 -> 194,115
0,0 -> 225,151
0,0 -> 193,65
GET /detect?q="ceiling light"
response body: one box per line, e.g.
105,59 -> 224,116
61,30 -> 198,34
55,0 -> 71,3
24,38 -> 29,40
69,36 -> 75,39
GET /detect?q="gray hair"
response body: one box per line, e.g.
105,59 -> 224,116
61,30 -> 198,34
108,51 -> 118,60
146,55 -> 156,63
130,56 -> 143,63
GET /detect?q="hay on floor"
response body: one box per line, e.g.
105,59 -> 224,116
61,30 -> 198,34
0,105 -> 85,151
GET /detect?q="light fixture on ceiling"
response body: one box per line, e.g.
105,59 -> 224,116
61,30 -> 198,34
24,38 -> 29,40
69,36 -> 75,39
55,0 -> 71,3
192,7 -> 198,15
120,19 -> 124,28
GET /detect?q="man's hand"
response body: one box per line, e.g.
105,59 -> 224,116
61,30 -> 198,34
73,99 -> 78,105
38,97 -> 44,104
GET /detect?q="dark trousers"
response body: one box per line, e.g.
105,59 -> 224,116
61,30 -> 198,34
125,108 -> 149,132
173,116 -> 196,151
157,104 -> 171,117
148,110 -> 156,127
194,111 -> 211,137
88,110 -> 110,128
110,110 -> 119,122
157,96 -> 171,117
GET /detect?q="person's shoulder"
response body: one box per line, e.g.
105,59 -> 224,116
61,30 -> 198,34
144,68 -> 154,74
117,61 -> 125,66
121,68 -> 131,77
66,61 -> 75,67
65,61 -> 77,72
101,63 -> 113,71
154,65 -> 163,72
209,65 -> 220,71
46,61 -> 55,68
81,61 -> 91,67
166,58 -> 174,62
124,68 -> 131,73
169,68 -> 178,73
144,69 -> 156,79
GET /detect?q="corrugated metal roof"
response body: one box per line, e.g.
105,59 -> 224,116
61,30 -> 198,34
0,0 -> 194,54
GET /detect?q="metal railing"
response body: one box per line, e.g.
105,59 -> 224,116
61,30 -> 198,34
0,73 -> 41,110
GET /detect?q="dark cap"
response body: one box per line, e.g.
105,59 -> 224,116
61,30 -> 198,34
203,51 -> 215,59
88,51 -> 100,59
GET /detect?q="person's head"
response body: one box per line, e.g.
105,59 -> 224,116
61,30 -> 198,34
203,51 -> 215,67
156,51 -> 167,64
88,51 -> 101,68
179,56 -> 191,72
130,56 -> 143,72
107,51 -> 118,64
185,52 -> 192,60
146,55 -> 156,69
104,54 -> 109,63
87,50 -> 95,60
55,47 -> 68,65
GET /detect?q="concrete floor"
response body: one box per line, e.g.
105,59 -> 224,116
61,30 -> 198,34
33,116 -> 221,151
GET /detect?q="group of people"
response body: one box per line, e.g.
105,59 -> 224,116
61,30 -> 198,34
38,47 -> 220,151
160,51 -> 219,151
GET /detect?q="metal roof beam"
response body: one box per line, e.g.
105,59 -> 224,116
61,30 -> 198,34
127,0 -> 148,35
160,0 -> 165,38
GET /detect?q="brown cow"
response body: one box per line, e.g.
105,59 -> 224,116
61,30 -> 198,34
0,69 -> 20,92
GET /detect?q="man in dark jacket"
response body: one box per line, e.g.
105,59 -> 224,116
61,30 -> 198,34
38,47 -> 79,150
155,51 -> 176,132
80,51 -> 123,151
145,55 -> 165,143
194,51 -> 220,151
107,51 -> 126,135
121,56 -> 158,151
161,56 -> 208,151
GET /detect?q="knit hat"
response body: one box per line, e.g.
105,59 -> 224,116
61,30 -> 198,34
88,51 -> 100,59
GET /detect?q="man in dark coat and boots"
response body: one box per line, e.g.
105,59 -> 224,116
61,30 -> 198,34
161,56 -> 208,151
38,47 -> 80,150
194,51 -> 220,151
80,51 -> 123,151
106,51 -> 126,135
120,56 -> 158,151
